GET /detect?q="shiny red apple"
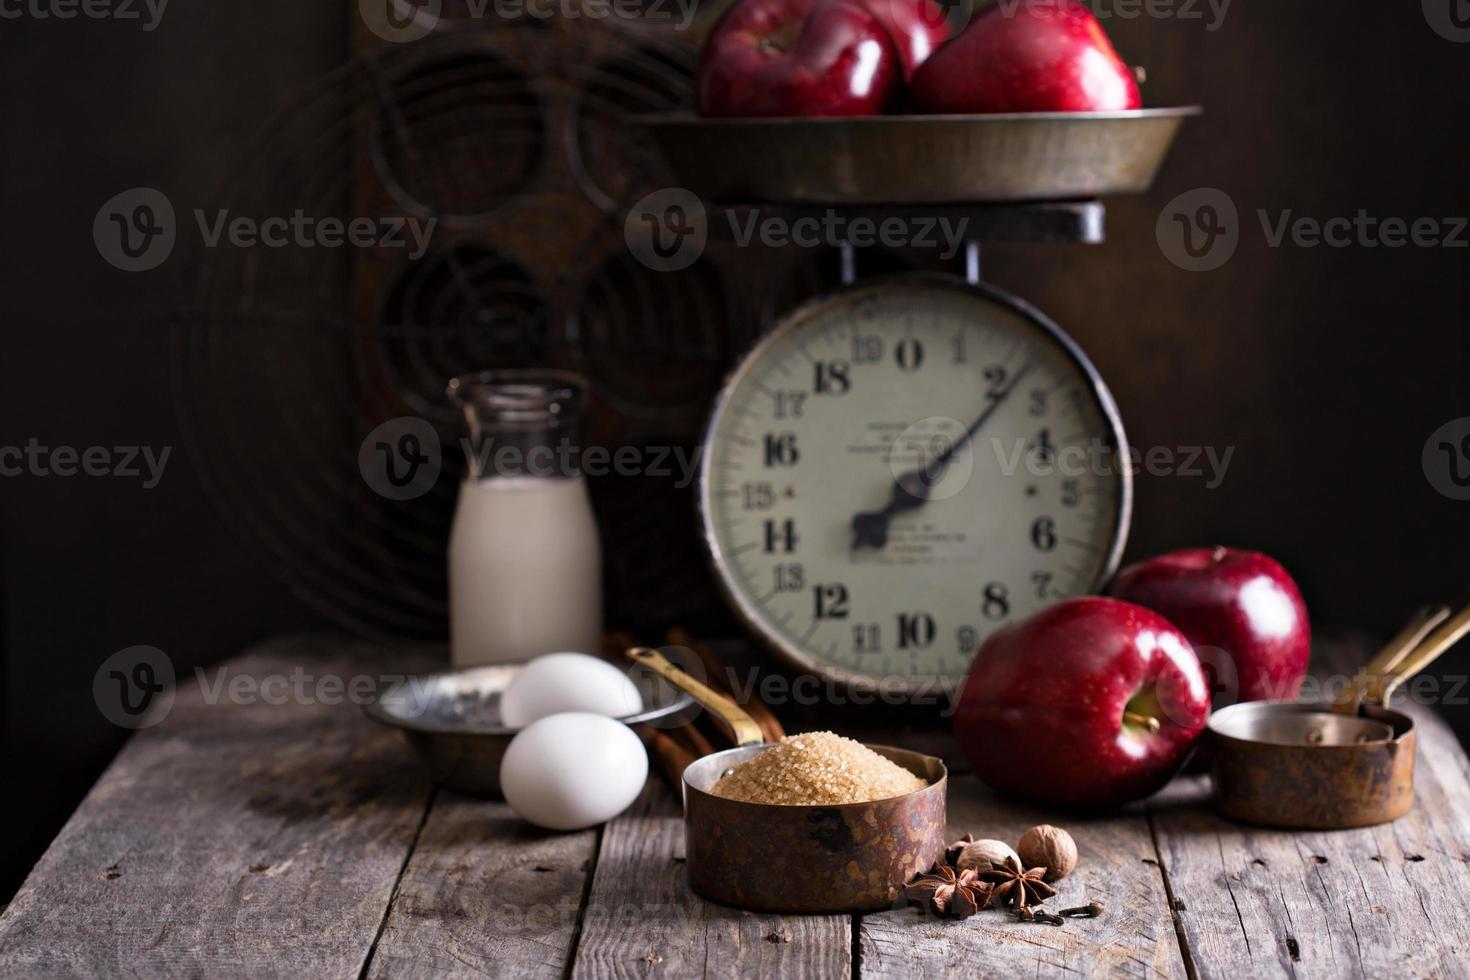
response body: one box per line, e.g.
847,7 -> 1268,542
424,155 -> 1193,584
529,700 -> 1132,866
909,0 -> 1141,114
696,0 -> 905,117
954,597 -> 1209,808
858,0 -> 951,78
1108,547 -> 1312,710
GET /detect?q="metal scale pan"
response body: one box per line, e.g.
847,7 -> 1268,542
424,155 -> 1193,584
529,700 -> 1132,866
640,107 -> 1201,204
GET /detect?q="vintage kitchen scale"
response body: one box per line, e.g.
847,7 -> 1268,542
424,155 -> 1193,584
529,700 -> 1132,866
644,108 -> 1200,699
168,11 -> 1196,708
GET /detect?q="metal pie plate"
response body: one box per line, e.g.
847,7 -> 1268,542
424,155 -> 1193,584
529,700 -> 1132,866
640,107 -> 1201,204
363,662 -> 696,797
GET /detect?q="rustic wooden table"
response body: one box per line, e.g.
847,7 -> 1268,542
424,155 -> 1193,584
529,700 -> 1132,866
3,634 -> 1469,978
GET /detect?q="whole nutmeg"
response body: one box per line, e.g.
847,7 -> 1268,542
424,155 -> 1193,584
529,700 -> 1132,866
1017,825 -> 1078,882
956,839 -> 1021,875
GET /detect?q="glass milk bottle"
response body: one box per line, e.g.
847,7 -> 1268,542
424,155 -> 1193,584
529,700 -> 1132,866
446,371 -> 602,667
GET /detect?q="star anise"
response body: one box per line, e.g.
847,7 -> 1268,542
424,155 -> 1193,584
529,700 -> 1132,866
944,833 -> 975,867
979,856 -> 1057,911
904,864 -> 994,919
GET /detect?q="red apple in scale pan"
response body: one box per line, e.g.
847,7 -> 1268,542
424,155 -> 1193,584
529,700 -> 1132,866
910,0 -> 1141,113
1108,547 -> 1312,710
696,0 -> 906,117
955,597 -> 1210,808
861,0 -> 952,78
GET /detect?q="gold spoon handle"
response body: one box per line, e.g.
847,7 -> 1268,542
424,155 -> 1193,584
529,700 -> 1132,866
1334,604 -> 1450,713
1377,604 -> 1470,706
626,647 -> 766,748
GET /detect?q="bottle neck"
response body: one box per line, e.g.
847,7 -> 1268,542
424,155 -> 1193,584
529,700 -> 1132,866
447,370 -> 587,483
462,429 -> 581,482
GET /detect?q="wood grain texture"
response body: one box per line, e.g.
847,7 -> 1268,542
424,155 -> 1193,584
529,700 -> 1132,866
1151,704 -> 1470,980
1148,635 -> 1470,979
860,778 -> 1186,979
570,782 -> 851,980
364,791 -> 597,980
9,633 -> 1470,979
0,636 -> 438,980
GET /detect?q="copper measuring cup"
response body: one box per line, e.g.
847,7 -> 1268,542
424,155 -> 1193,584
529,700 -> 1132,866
626,647 -> 947,913
1208,603 -> 1470,829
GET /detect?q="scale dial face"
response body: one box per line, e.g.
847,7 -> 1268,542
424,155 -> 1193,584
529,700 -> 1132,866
699,276 -> 1131,696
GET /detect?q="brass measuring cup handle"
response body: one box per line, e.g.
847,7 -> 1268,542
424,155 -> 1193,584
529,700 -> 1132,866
626,647 -> 766,748
1335,603 -> 1470,711
1333,604 -> 1449,713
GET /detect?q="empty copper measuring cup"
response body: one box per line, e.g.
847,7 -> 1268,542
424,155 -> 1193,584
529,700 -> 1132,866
626,647 -> 947,913
1208,603 -> 1470,829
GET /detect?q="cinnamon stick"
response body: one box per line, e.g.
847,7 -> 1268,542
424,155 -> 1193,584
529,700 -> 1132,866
635,724 -> 698,787
636,719 -> 717,788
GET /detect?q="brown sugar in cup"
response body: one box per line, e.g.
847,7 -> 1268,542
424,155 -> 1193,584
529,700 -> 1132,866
685,739 -> 947,913
710,731 -> 928,805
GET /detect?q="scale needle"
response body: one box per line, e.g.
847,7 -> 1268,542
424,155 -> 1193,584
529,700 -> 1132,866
850,361 -> 1034,551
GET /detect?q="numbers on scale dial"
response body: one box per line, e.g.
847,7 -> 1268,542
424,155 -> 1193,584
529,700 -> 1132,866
706,286 -> 1122,688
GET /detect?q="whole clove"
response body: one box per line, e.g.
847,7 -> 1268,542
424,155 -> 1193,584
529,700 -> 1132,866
1059,901 -> 1105,919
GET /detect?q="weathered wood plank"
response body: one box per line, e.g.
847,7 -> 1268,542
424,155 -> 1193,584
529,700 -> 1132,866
860,777 -> 1187,979
571,781 -> 851,980
1150,636 -> 1470,979
9,631 -> 1470,979
0,636 -> 437,980
364,791 -> 597,980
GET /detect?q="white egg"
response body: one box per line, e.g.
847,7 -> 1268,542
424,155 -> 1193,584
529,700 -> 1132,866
499,652 -> 644,729
500,713 -> 648,831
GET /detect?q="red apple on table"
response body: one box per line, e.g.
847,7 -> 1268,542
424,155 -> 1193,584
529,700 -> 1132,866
910,0 -> 1141,113
858,0 -> 951,78
954,597 -> 1209,808
1108,547 -> 1312,710
697,0 -> 905,117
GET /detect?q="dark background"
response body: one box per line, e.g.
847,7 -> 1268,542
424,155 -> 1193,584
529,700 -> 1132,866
3,0 -> 1469,900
